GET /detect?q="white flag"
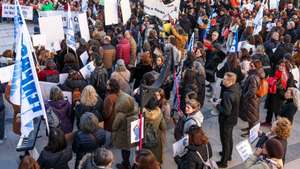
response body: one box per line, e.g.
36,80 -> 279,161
66,4 -> 76,51
11,0 -> 48,137
253,2 -> 264,35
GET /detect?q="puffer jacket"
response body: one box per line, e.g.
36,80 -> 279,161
240,70 -> 260,123
116,38 -> 131,65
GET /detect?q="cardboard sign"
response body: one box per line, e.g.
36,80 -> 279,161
39,81 -> 58,100
173,135 -> 189,157
0,65 -> 14,83
2,4 -> 33,20
236,139 -> 253,161
104,0 -> 119,25
120,0 -> 131,25
39,15 -> 64,51
59,73 -> 69,84
249,123 -> 260,143
77,13 -> 90,41
79,61 -> 95,79
31,34 -> 47,47
130,118 -> 144,144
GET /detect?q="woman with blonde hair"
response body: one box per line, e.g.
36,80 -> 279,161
74,85 -> 103,128
280,87 -> 300,123
111,59 -> 132,94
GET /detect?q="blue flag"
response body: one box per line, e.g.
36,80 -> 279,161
11,0 -> 48,137
230,31 -> 239,52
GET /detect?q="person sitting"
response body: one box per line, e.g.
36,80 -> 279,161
38,128 -> 72,169
79,148 -> 114,169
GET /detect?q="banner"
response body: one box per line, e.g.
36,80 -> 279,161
39,15 -> 65,51
120,0 -> 131,25
144,0 -> 181,20
11,0 -> 47,137
104,0 -> 119,25
2,4 -> 33,20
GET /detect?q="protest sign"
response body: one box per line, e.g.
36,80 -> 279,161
2,4 -> 33,20
104,0 -> 119,25
144,0 -> 180,20
120,0 -> 131,25
130,118 -> 144,144
31,34 -> 47,47
249,123 -> 260,143
80,51 -> 89,66
0,65 -> 14,83
59,73 -> 69,84
78,13 -> 90,41
236,139 -> 253,161
39,81 -> 58,100
39,15 -> 64,51
80,61 -> 95,79
173,135 -> 189,157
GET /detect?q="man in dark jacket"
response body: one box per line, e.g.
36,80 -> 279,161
214,72 -> 241,168
0,81 -> 5,143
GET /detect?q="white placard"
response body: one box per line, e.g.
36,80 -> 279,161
79,61 -> 95,79
249,123 -> 260,143
120,0 -> 131,25
236,139 -> 253,161
144,0 -> 180,20
130,118 -> 144,144
39,81 -> 58,100
39,15 -> 64,52
80,51 -> 89,66
62,91 -> 72,104
31,34 -> 47,47
173,135 -> 189,157
0,64 -> 14,83
2,4 -> 33,20
59,73 -> 69,84
77,13 -> 90,41
104,0 -> 119,25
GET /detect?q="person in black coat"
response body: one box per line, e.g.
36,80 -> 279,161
213,72 -> 241,168
175,125 -> 213,169
280,87 -> 299,124
73,113 -> 107,169
38,128 -> 72,169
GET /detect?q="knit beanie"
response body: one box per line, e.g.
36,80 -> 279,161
265,138 -> 284,159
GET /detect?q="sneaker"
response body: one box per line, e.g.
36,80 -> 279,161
216,161 -> 228,168
261,122 -> 272,127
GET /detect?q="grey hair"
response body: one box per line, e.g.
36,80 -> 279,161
79,112 -> 99,134
93,148 -> 114,166
49,86 -> 64,101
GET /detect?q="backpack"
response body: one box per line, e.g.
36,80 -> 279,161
46,106 -> 61,128
256,79 -> 269,97
143,122 -> 159,148
174,116 -> 197,141
196,144 -> 219,169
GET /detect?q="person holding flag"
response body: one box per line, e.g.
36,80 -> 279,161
10,0 -> 48,141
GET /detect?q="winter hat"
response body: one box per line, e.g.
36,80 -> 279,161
116,59 -> 125,67
265,138 -> 284,159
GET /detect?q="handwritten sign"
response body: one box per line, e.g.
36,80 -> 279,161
236,139 -> 253,161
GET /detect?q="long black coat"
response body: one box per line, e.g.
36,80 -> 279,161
38,146 -> 72,169
280,99 -> 297,123
239,70 -> 260,123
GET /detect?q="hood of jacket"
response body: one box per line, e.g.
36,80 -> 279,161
144,107 -> 161,121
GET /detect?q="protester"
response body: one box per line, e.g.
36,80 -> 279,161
155,89 -> 171,127
73,112 -> 107,169
79,148 -> 114,169
213,72 -> 241,168
46,86 -> 72,134
183,99 -> 204,134
38,59 -> 59,82
38,128 -> 72,169
280,87 -> 300,123
19,155 -> 40,169
101,36 -> 116,75
133,149 -> 161,169
110,59 -> 132,94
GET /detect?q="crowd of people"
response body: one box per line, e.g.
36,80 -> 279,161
1,0 -> 300,169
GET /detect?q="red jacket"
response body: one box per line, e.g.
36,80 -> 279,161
38,69 -> 59,81
116,38 -> 131,65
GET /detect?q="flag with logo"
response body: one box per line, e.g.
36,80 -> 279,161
66,4 -> 76,52
10,0 -> 48,137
